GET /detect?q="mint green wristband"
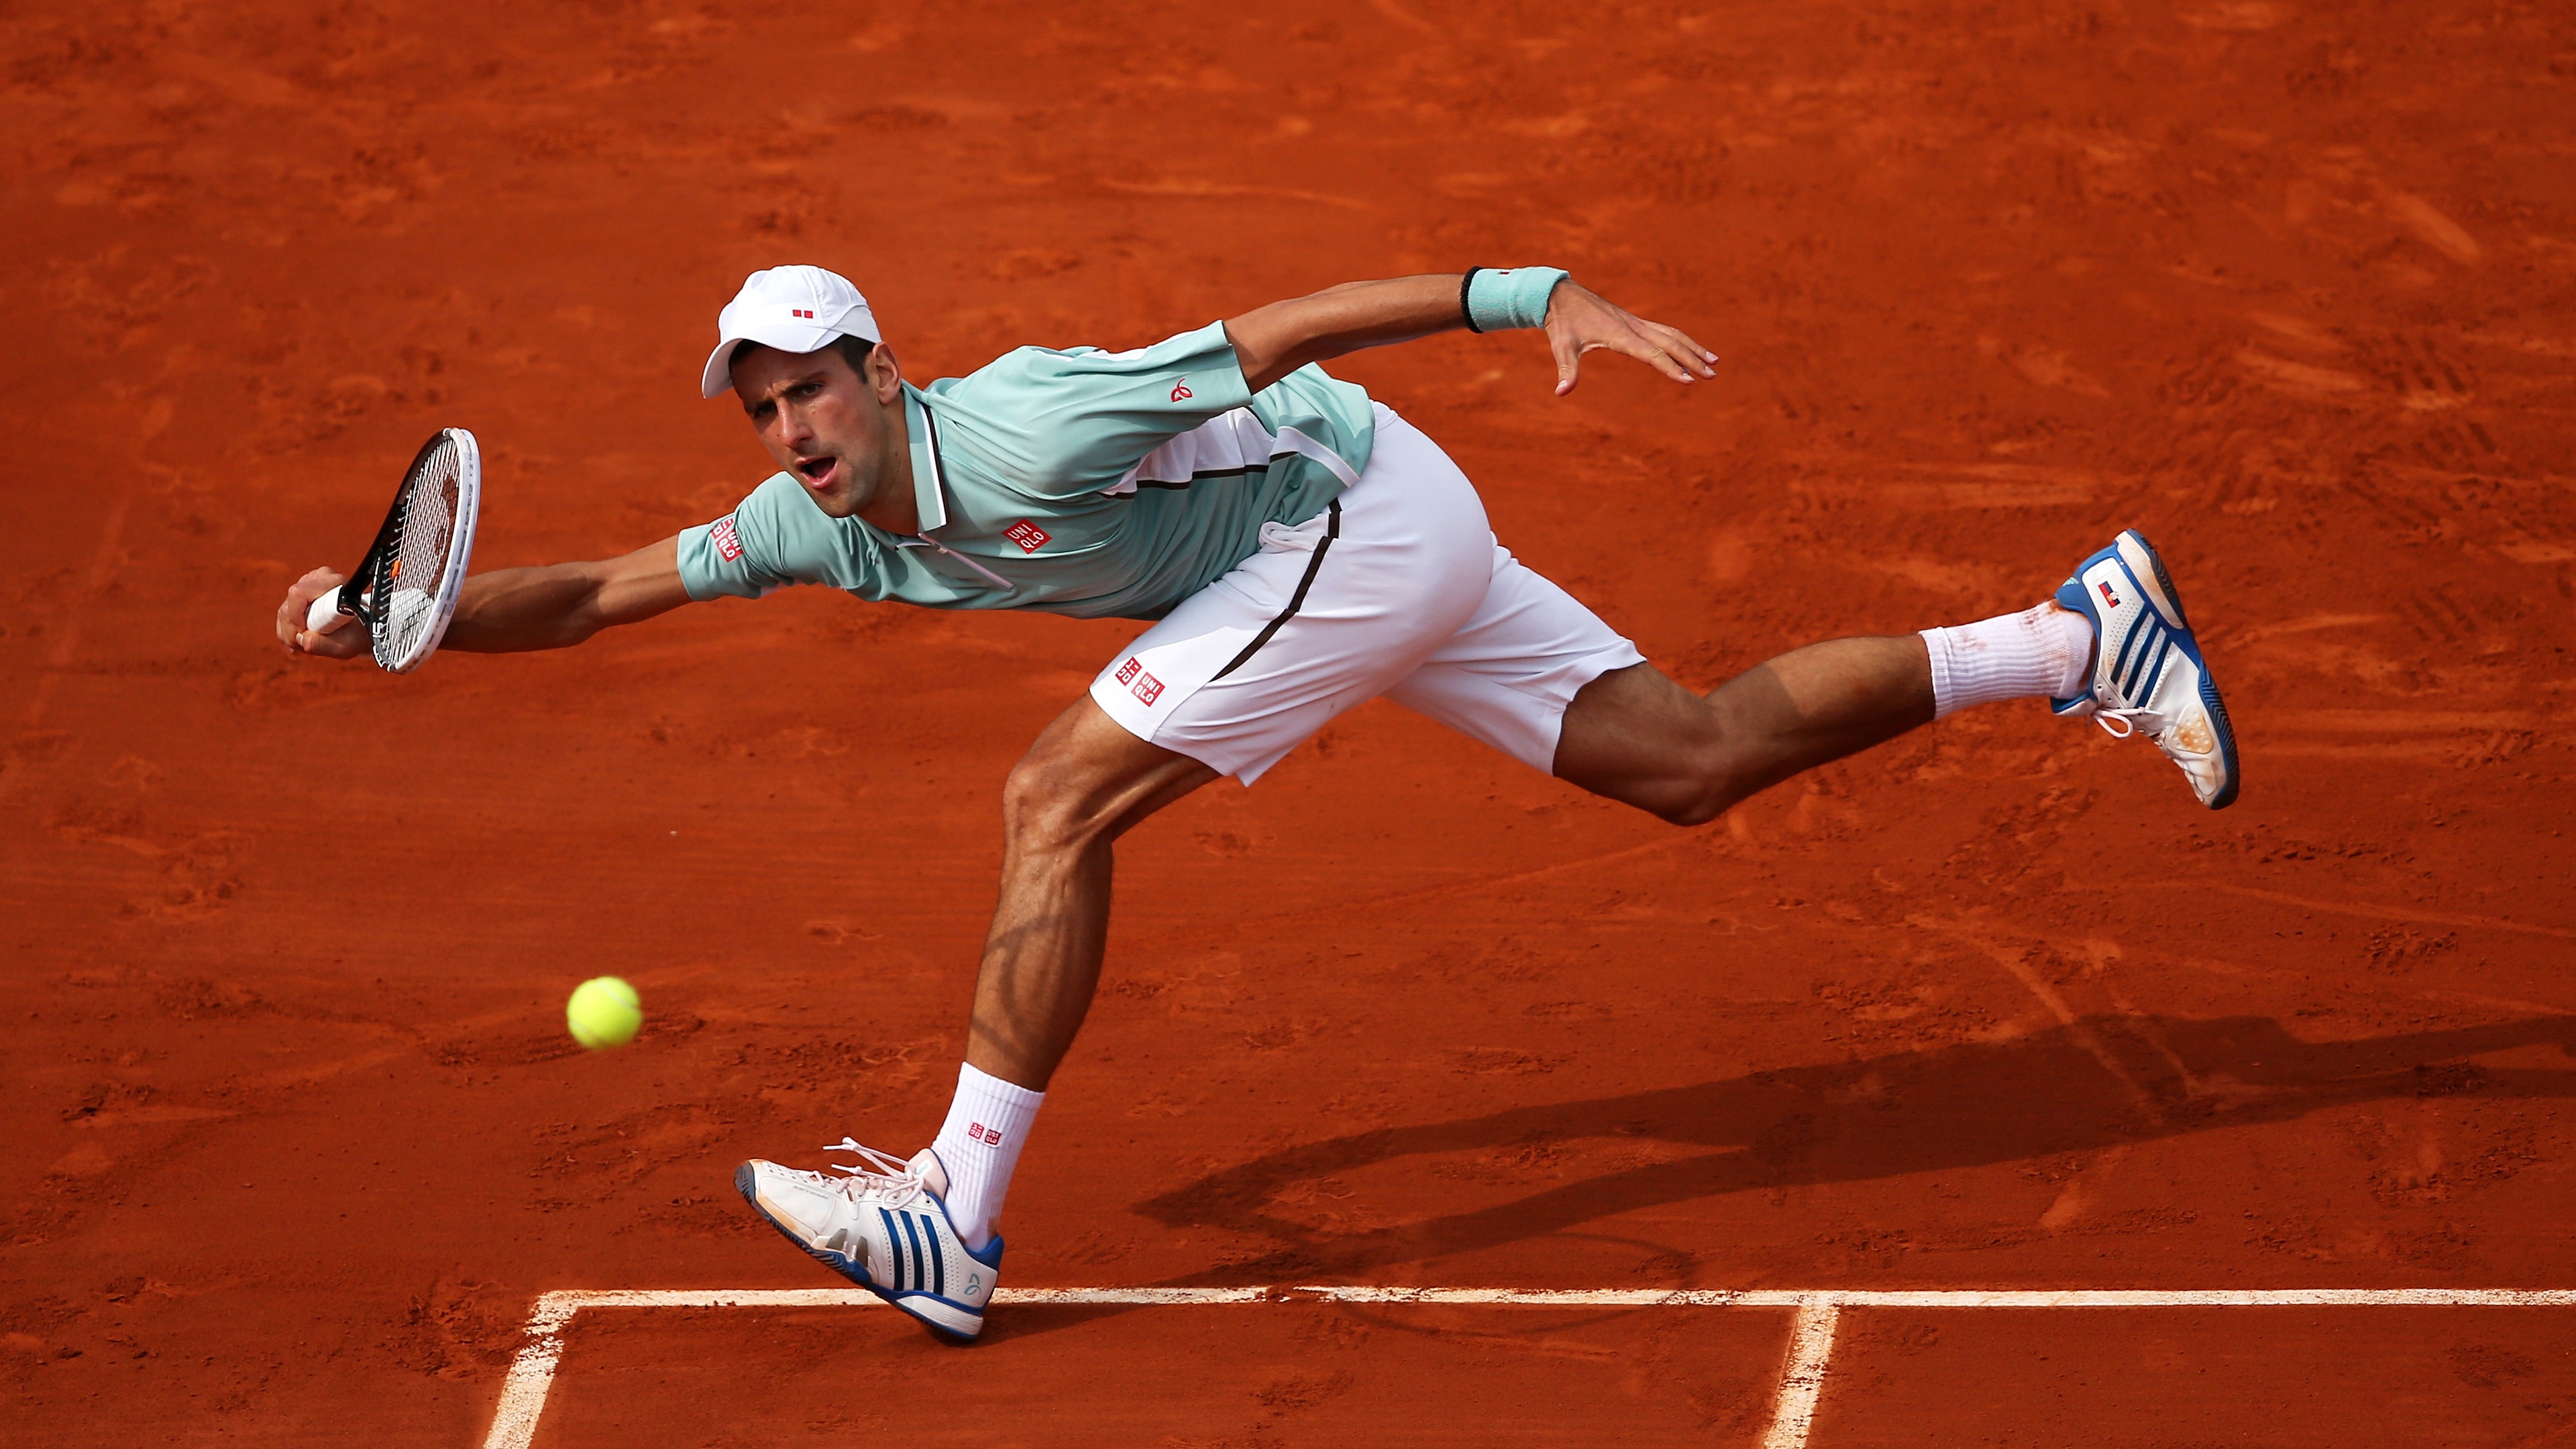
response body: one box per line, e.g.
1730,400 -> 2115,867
1464,266 -> 1568,332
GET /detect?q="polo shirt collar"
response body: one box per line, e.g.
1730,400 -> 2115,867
901,384 -> 949,535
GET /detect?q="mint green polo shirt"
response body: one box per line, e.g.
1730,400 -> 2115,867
675,322 -> 1375,621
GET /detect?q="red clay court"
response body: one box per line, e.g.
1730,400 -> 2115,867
6,1 -> 2574,1444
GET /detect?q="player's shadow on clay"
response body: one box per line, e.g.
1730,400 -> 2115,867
1130,1012 -> 2576,1288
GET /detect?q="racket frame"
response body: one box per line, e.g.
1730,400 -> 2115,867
319,427 -> 482,672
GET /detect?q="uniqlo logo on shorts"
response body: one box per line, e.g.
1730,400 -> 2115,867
711,517 -> 744,561
1115,657 -> 1142,687
1004,519 -> 1051,553
967,1122 -> 1002,1147
1131,672 -> 1165,706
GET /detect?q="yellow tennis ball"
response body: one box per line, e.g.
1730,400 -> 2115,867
566,976 -> 642,1050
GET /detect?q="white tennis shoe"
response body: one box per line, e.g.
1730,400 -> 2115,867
2050,529 -> 2240,809
735,1141 -> 1001,1340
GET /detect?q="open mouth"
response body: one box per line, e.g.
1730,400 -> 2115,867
794,455 -> 838,485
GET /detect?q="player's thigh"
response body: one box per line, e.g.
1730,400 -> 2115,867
1381,553 -> 1648,775
1008,693 -> 1223,847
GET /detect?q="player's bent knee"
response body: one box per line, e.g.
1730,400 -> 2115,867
1642,751 -> 1752,828
1650,781 -> 1735,828
1656,794 -> 1727,829
998,753 -> 1101,853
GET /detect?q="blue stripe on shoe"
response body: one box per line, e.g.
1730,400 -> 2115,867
2137,635 -> 2174,705
879,1207 -> 906,1289
2108,610 -> 2151,691
923,1217 -> 945,1297
2118,616 -> 2161,699
899,1212 -> 928,1292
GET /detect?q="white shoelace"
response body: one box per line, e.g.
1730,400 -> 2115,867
2092,706 -> 2152,739
817,1138 -> 928,1208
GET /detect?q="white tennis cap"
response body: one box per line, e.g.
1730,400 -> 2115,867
700,265 -> 883,398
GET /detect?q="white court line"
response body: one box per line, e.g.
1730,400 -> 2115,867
482,1285 -> 2576,1449
1761,1299 -> 1841,1449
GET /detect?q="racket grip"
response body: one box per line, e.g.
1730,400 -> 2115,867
306,585 -> 347,634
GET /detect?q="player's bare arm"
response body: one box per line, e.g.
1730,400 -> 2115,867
275,336 -> 908,662
1224,272 -> 1718,394
274,537 -> 691,659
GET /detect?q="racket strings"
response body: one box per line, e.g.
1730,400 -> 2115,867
374,437 -> 462,668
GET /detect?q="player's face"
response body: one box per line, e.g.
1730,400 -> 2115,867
733,343 -> 906,521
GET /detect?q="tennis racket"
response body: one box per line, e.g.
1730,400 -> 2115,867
305,428 -> 482,673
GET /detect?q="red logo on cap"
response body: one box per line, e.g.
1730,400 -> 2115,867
1169,380 -> 1193,402
1004,519 -> 1051,553
711,517 -> 744,561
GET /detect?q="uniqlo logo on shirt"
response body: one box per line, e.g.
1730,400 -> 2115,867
1131,672 -> 1165,706
1115,657 -> 1142,687
967,1122 -> 1002,1147
1004,519 -> 1051,553
711,517 -> 744,562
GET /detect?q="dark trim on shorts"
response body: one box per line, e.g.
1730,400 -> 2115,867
1210,499 -> 1340,682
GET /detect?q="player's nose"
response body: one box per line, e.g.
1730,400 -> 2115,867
770,402 -> 816,450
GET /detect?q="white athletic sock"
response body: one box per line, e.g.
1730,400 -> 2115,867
928,1063 -> 1043,1252
1920,603 -> 2096,718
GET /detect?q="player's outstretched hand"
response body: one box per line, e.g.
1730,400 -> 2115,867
276,566 -> 368,659
1544,282 -> 1718,396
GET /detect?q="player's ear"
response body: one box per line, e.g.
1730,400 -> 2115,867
866,343 -> 903,401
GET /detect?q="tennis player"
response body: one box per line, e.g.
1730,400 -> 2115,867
275,264 -> 2237,1339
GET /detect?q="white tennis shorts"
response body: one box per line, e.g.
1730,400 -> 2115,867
1089,404 -> 1646,783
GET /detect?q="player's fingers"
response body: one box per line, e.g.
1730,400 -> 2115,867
1607,327 -> 1697,384
1645,321 -> 1721,373
1550,327 -> 1584,396
1645,326 -> 1716,380
281,567 -> 350,652
296,624 -> 364,658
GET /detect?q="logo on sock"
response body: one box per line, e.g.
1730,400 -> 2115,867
967,1121 -> 1003,1148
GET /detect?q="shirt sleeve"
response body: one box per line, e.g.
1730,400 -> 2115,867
939,321 -> 1256,496
675,472 -> 865,601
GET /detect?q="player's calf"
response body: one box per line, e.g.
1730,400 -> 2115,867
1556,647 -> 1933,826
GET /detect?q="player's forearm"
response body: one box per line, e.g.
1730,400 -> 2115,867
443,547 -> 690,652
437,564 -> 618,652
1224,275 -> 1469,392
